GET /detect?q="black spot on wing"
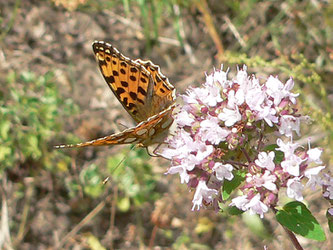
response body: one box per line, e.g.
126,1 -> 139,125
105,76 -> 115,84
137,98 -> 144,105
130,67 -> 138,73
130,76 -> 136,81
128,103 -> 135,110
129,92 -> 137,100
121,81 -> 128,87
140,77 -> 147,83
138,86 -> 147,96
123,97 -> 128,106
116,87 -> 125,96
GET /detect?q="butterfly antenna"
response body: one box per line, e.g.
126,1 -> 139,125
110,145 -> 136,175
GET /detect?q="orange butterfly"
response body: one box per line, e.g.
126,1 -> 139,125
55,41 -> 176,149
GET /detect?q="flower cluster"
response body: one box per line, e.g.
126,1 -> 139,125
162,66 -> 331,217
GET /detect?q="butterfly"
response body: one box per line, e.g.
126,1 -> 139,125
55,41 -> 176,149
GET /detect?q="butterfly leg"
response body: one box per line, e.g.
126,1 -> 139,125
148,142 -> 168,157
145,146 -> 159,157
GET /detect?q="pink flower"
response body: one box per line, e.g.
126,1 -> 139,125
256,103 -> 278,127
212,163 -> 234,181
218,106 -> 241,127
227,89 -> 245,109
279,115 -> 301,137
206,66 -> 230,89
323,174 -> 333,200
176,110 -> 195,127
230,195 -> 249,211
307,140 -> 323,164
305,166 -> 325,190
265,76 -> 299,106
161,65 -> 330,215
276,138 -> 300,159
255,151 -> 276,171
199,116 -> 230,145
192,180 -> 218,210
246,171 -> 277,191
245,194 -> 269,218
281,154 -> 305,176
166,165 -> 190,184
287,177 -> 304,201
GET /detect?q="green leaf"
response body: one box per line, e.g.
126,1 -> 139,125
20,71 -> 35,82
0,120 -> 10,140
222,170 -> 246,200
117,197 -> 130,212
0,145 -> 12,162
194,217 -> 214,234
225,205 -> 244,215
85,233 -> 106,250
276,201 -> 326,241
242,212 -> 270,239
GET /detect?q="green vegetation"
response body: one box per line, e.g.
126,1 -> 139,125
0,71 -> 76,173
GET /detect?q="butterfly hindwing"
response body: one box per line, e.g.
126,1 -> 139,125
55,104 -> 175,148
136,60 -> 175,114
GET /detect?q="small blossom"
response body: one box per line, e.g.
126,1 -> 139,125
230,195 -> 249,211
199,116 -> 230,145
279,115 -> 301,137
328,208 -> 333,216
276,138 -> 300,159
255,151 -> 276,171
307,143 -> 323,164
162,130 -> 194,159
247,171 -> 277,191
218,106 -> 241,127
227,89 -> 245,109
166,165 -> 190,184
265,76 -> 285,106
194,143 -> 214,162
235,65 -> 248,87
212,163 -> 234,181
305,166 -> 325,190
245,194 -> 269,218
206,67 -> 230,89
204,83 -> 223,107
323,174 -> 333,200
256,104 -> 278,127
245,85 -> 265,111
281,154 -> 305,176
182,87 -> 207,105
283,78 -> 299,104
287,177 -> 304,201
192,180 -> 218,210
176,110 -> 195,127
265,76 -> 298,106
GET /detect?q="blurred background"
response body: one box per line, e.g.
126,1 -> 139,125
0,0 -> 332,249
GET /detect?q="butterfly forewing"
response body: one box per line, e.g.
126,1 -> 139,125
55,41 -> 176,149
93,41 -> 154,123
